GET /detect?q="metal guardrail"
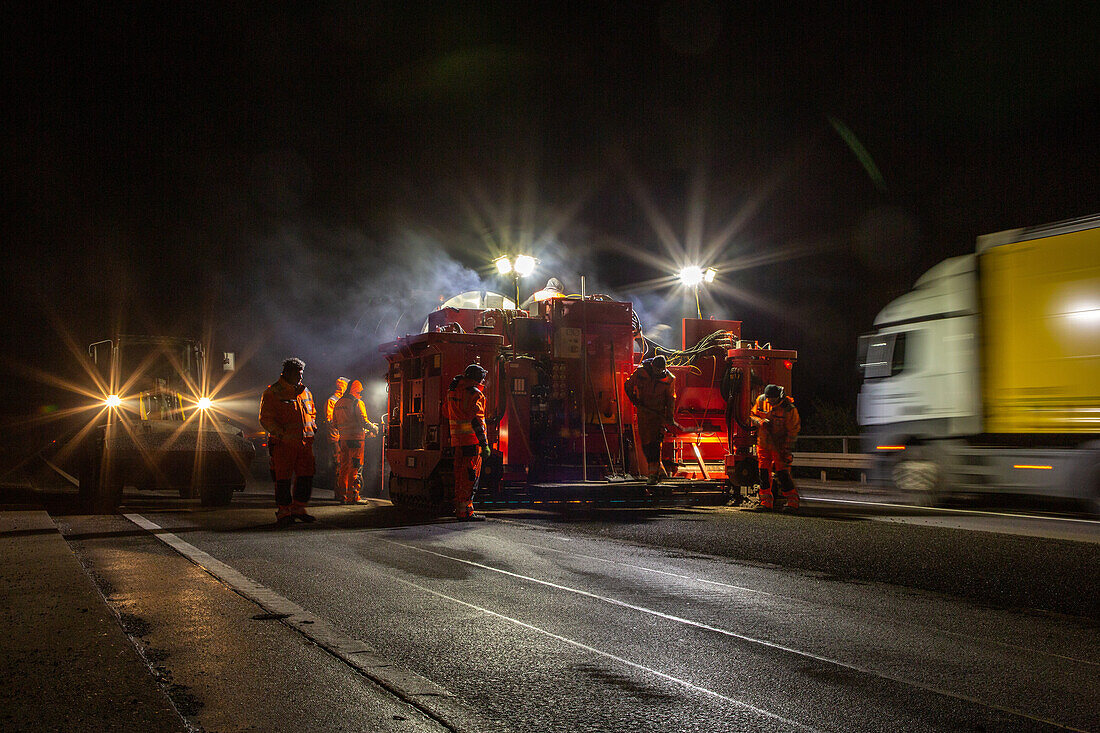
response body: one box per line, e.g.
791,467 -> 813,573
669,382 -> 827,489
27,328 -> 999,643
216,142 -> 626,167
793,435 -> 872,483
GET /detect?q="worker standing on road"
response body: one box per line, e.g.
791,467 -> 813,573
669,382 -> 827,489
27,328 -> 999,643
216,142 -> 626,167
259,358 -> 318,526
332,379 -> 378,504
325,377 -> 349,501
445,364 -> 490,521
747,384 -> 801,512
625,355 -> 677,486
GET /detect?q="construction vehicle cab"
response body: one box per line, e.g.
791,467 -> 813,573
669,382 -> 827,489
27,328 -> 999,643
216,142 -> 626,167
79,335 -> 254,512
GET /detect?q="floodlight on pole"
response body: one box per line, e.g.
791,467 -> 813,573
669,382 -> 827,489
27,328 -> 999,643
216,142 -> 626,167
493,254 -> 538,306
678,265 -> 717,319
514,254 -> 537,277
678,265 -> 704,287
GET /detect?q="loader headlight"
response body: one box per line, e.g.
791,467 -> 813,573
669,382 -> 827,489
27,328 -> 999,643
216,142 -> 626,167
196,397 -> 213,410
103,395 -> 122,408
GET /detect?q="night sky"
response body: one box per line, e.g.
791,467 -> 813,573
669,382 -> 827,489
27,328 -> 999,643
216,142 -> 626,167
4,3 -> 1099,443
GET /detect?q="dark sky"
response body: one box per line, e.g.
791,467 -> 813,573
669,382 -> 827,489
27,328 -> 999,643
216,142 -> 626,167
3,2 -> 1099,439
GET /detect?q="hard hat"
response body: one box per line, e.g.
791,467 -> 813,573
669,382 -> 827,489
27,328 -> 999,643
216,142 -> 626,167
348,380 -> 363,396
764,384 -> 783,400
464,364 -> 488,382
336,376 -> 349,389
545,277 -> 563,291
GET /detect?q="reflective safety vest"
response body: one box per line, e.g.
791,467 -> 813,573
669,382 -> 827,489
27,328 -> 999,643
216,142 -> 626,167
446,377 -> 486,447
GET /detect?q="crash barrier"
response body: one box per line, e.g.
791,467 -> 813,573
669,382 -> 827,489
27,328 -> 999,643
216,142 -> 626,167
792,436 -> 871,483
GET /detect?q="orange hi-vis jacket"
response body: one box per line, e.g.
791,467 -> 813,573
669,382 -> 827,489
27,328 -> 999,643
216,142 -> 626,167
750,394 -> 801,453
260,378 -> 317,441
446,377 -> 487,448
332,394 -> 371,440
624,364 -> 676,445
325,392 -> 343,441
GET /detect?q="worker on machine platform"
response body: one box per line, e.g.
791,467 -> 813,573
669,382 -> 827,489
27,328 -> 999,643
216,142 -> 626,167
259,358 -> 318,526
325,376 -> 349,500
747,384 -> 801,513
625,354 -> 677,486
332,380 -> 378,504
521,277 -> 565,311
445,364 -> 491,521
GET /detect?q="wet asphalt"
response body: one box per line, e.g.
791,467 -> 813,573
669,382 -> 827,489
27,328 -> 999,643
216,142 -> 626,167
46,482 -> 1100,733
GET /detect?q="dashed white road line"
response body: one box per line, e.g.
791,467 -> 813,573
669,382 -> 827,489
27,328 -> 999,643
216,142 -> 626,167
122,513 -> 497,733
382,537 -> 1087,732
125,513 -> 818,731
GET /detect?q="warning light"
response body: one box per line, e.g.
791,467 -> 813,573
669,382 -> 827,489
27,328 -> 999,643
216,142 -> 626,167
783,360 -> 794,370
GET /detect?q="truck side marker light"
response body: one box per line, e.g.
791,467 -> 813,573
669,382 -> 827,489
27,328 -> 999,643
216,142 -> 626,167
875,445 -> 906,451
1013,465 -> 1053,470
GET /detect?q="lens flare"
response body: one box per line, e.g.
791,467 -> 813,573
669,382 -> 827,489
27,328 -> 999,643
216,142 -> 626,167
104,395 -> 122,408
197,397 -> 213,410
514,254 -> 537,276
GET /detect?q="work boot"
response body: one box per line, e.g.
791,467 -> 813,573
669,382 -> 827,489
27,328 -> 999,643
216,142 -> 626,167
646,473 -> 660,486
275,509 -> 295,528
742,502 -> 771,512
289,499 -> 315,523
461,514 -> 486,522
776,471 -> 800,511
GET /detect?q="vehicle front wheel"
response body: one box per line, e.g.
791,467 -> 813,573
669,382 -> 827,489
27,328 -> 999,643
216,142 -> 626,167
200,484 -> 235,507
891,448 -> 946,507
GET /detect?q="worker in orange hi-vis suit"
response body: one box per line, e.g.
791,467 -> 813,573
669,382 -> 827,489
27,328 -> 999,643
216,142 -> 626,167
332,380 -> 378,504
624,355 -> 676,486
445,364 -> 490,521
259,358 -> 318,526
747,384 -> 802,513
325,377 -> 349,500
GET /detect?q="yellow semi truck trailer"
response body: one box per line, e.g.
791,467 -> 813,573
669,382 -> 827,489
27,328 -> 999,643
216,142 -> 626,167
858,214 -> 1100,512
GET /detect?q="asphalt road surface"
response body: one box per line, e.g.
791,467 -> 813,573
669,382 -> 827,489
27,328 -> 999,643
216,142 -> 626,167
54,483 -> 1100,732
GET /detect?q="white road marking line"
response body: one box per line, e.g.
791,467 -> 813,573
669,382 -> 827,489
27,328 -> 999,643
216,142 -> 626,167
383,538 -> 1087,732
496,531 -> 1098,668
383,572 -> 821,732
122,514 -> 496,733
806,497 -> 1100,525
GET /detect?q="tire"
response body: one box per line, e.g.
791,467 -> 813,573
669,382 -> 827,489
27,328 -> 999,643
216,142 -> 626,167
891,446 -> 946,507
78,440 -> 98,505
200,484 -> 234,507
91,452 -> 124,514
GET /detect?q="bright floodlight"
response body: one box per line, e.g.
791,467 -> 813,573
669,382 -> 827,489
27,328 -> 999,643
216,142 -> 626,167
494,256 -> 513,275
679,266 -> 705,287
104,395 -> 121,408
514,254 -> 537,277
197,397 -> 213,410
704,267 -> 717,283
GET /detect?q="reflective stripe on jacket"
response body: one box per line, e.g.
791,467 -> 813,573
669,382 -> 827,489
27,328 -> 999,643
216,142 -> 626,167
446,377 -> 486,447
325,393 -> 342,440
259,378 -> 317,440
332,395 -> 370,440
750,394 -> 800,452
624,364 -> 675,444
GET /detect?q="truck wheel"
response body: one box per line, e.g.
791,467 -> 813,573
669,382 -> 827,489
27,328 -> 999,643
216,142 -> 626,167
92,458 -> 124,514
200,484 -> 235,507
78,441 -> 99,506
892,448 -> 945,507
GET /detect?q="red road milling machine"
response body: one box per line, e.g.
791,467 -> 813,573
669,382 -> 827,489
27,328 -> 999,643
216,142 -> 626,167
380,295 -> 796,512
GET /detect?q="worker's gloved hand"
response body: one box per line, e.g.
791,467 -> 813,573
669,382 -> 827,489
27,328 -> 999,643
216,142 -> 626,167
480,445 -> 491,460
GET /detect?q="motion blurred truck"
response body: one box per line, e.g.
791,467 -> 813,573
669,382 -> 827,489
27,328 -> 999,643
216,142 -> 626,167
79,335 -> 254,512
858,214 -> 1099,512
